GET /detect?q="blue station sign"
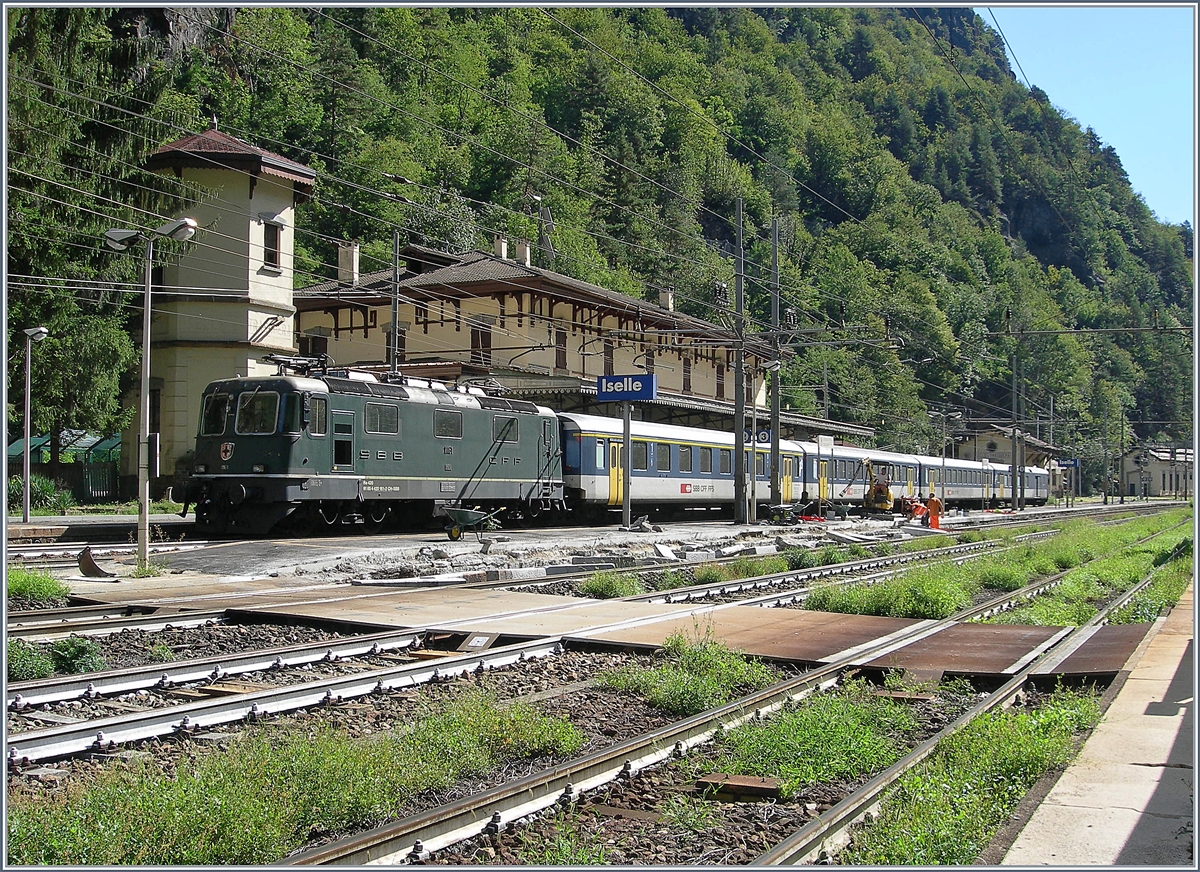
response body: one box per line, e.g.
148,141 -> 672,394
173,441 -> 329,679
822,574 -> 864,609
597,374 -> 657,401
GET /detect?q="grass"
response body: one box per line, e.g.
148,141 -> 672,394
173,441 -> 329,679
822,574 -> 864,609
516,813 -> 609,864
688,678 -> 921,799
597,630 -> 778,716
578,570 -> 644,598
6,565 -> 71,608
7,689 -> 584,865
840,685 -> 1101,864
7,636 -> 107,682
658,793 -> 718,832
805,509 -> 1193,622
1109,543 -> 1194,624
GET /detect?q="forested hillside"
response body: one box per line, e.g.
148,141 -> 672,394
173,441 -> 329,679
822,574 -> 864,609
7,7 -> 1192,487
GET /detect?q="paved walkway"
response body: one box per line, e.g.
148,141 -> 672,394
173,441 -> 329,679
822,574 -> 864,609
1002,583 -> 1194,866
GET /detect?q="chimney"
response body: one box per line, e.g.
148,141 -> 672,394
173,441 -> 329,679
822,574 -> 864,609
337,242 -> 360,287
514,238 -> 531,267
493,234 -> 508,260
658,286 -> 675,311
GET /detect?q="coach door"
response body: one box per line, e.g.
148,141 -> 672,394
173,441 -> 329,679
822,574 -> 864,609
818,459 -> 830,502
608,441 -> 623,506
332,411 -> 356,472
782,456 -> 794,502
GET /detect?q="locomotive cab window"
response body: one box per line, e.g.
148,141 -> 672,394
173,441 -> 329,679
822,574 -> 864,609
200,394 -> 230,436
235,391 -> 279,435
493,415 -> 518,443
282,393 -> 302,434
434,409 -> 462,438
309,396 -> 327,436
366,403 -> 400,435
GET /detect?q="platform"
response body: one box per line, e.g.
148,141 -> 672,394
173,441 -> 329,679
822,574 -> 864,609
1000,583 -> 1194,865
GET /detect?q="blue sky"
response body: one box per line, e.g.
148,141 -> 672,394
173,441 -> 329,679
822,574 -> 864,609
977,6 -> 1196,226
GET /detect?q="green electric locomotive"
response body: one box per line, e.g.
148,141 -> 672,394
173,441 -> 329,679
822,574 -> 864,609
183,359 -> 565,536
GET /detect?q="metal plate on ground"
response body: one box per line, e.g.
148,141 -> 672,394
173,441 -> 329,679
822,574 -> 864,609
576,606 -> 919,664
864,622 -> 1062,676
1044,623 -> 1151,676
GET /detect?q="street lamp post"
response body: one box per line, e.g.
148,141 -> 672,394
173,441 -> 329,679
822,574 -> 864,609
103,217 -> 198,570
22,326 -> 50,523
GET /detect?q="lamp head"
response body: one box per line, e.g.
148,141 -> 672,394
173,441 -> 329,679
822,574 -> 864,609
156,217 -> 198,242
103,228 -> 141,251
23,326 -> 49,342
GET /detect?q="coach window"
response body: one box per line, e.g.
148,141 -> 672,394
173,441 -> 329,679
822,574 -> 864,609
657,443 -> 671,471
366,403 -> 400,436
719,449 -> 732,474
309,396 -> 328,436
699,447 -> 712,474
201,394 -> 230,436
493,415 -> 518,443
632,441 -> 648,470
595,439 -> 605,469
282,393 -> 302,434
756,452 -> 766,476
434,409 -> 462,438
679,445 -> 693,473
235,391 -> 279,435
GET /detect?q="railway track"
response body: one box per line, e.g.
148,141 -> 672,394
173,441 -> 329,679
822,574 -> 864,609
282,527 -> 1179,866
6,511 -> 1186,865
5,537 -> 1005,749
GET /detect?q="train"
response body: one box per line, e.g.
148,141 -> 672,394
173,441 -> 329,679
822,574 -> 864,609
181,358 -> 1048,536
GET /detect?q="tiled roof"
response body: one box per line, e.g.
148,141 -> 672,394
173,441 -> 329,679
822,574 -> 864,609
146,127 -> 315,189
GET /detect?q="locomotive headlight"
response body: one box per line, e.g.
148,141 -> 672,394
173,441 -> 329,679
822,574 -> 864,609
252,464 -> 266,473
195,464 -> 207,474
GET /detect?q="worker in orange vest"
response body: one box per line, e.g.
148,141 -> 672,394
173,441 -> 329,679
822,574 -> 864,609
926,491 -> 944,529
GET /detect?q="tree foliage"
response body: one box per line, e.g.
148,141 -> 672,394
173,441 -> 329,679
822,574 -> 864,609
7,7 -> 1192,484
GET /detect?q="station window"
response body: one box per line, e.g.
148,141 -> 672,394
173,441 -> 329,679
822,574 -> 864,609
657,443 -> 671,471
699,447 -> 712,474
365,403 -> 400,435
434,409 -> 462,438
632,441 -> 648,470
679,445 -> 693,473
263,221 -> 281,270
493,415 -> 518,443
719,449 -> 731,474
201,394 -> 230,436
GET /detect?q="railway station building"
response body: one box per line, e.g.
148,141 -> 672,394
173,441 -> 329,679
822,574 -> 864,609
123,127 -> 873,495
1117,445 -> 1193,498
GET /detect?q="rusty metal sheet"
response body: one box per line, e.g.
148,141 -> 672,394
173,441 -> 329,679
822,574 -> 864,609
1050,623 -> 1152,676
578,606 -> 919,664
865,622 -> 1062,676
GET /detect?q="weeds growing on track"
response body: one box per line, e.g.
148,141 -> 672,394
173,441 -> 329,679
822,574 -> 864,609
597,631 -> 777,716
1109,541 -> 1194,624
6,565 -> 71,608
578,570 -> 645,598
516,812 -> 609,864
840,685 -> 1101,864
6,690 -> 584,865
687,678 -> 922,798
805,509 -> 1192,622
7,636 -> 106,682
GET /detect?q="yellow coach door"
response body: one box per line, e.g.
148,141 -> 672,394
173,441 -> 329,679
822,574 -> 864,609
608,442 -> 623,506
